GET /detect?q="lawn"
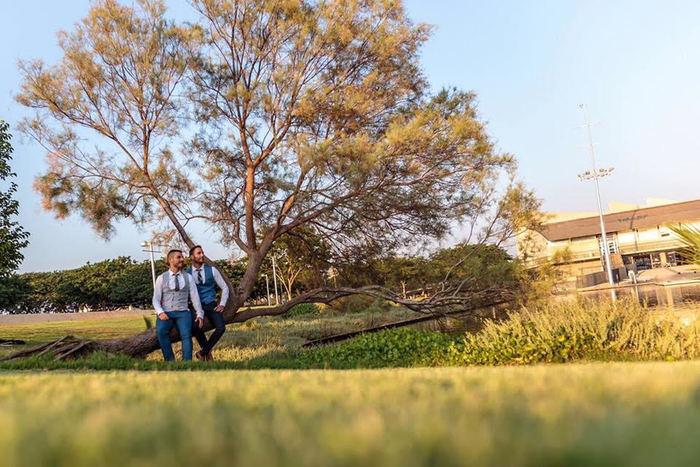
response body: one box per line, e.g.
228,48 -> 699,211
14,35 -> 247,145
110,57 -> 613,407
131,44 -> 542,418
2,362 -> 700,466
0,307 -> 422,361
3,306 -> 700,465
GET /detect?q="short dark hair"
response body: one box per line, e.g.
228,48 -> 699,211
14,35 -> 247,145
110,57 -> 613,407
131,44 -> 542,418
189,245 -> 203,257
166,249 -> 183,263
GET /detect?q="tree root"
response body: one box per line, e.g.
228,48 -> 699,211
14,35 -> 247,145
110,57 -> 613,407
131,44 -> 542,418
0,335 -> 104,362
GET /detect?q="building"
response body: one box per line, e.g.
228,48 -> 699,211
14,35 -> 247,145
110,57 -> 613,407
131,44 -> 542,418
520,198 -> 700,288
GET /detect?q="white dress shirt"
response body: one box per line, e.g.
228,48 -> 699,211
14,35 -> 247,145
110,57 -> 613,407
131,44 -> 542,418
152,270 -> 205,319
191,265 -> 230,307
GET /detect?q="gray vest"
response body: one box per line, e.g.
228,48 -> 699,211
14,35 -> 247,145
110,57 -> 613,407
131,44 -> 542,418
160,271 -> 190,312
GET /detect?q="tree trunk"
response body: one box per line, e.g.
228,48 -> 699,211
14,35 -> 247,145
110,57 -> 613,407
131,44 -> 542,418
101,302 -> 264,358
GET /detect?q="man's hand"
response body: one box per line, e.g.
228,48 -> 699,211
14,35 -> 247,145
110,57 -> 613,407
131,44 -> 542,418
158,312 -> 169,321
195,317 -> 204,328
215,305 -> 224,313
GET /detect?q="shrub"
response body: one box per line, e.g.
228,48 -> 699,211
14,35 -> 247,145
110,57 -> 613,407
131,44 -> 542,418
448,299 -> 700,365
300,299 -> 700,369
298,328 -> 458,368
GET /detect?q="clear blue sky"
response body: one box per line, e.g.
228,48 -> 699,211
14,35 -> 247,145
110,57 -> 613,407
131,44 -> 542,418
2,1 -> 700,272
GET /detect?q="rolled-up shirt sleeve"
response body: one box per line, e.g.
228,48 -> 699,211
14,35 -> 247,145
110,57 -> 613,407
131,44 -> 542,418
152,274 -> 165,315
188,273 -> 205,319
212,268 -> 230,307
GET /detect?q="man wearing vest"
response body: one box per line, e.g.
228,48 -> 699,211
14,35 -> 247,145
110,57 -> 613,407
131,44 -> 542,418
152,249 -> 205,361
188,245 -> 230,361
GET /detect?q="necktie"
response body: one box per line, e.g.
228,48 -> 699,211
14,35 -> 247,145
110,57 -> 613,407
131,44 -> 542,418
197,269 -> 203,285
173,273 -> 180,291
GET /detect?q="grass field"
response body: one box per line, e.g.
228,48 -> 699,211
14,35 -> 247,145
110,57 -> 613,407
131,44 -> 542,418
2,362 -> 700,466
4,307 -> 700,465
0,308 -> 421,362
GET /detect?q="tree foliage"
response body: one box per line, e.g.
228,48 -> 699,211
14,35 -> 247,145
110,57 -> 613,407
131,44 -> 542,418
0,120 -> 31,308
337,243 -> 521,294
668,224 -> 700,265
3,256 -> 249,314
0,120 -> 30,277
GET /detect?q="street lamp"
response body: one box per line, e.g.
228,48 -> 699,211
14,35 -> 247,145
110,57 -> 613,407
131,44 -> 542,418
270,254 -> 280,305
141,240 -> 166,289
577,104 -> 615,296
262,273 -> 271,306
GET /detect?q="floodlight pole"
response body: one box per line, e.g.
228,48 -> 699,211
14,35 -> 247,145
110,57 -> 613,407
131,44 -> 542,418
578,104 -> 615,297
141,240 -> 165,289
271,254 -> 280,305
263,274 -> 271,306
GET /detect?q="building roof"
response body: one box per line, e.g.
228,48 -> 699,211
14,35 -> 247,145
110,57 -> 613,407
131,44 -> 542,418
539,198 -> 700,241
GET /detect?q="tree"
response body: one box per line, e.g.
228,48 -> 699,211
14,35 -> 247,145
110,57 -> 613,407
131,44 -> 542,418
263,228 -> 332,300
0,120 -> 31,308
10,0 -> 539,360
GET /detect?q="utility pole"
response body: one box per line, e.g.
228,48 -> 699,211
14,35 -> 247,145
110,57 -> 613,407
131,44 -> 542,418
577,104 -> 616,298
263,273 -> 271,306
271,254 -> 280,305
141,240 -> 164,289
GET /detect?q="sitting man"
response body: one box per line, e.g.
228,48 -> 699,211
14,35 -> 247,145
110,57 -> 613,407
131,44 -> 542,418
187,245 -> 230,361
152,249 -> 204,361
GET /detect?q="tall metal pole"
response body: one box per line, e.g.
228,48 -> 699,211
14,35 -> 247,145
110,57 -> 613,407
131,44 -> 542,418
264,274 -> 271,306
148,241 -> 157,289
271,255 -> 280,305
580,104 -> 615,291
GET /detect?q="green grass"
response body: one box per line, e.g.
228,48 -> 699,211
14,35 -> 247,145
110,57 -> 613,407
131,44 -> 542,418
2,362 -> 700,466
0,308 -> 420,362
0,316 -> 147,342
4,300 -> 700,370
4,304 -> 700,465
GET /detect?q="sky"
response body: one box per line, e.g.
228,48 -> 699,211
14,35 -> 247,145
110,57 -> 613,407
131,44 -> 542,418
2,0 -> 700,272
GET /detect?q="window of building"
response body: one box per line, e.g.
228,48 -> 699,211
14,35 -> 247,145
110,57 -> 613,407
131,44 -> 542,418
667,251 -> 689,266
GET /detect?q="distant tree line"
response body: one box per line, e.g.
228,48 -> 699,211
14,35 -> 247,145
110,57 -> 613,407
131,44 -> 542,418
1,257 -> 249,314
1,243 -> 522,314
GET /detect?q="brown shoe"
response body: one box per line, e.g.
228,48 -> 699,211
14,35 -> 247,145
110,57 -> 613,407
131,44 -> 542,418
195,350 -> 205,361
205,352 -> 214,361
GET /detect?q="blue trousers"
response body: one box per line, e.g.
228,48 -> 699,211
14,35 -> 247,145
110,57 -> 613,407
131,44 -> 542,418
192,302 -> 226,354
156,310 -> 193,361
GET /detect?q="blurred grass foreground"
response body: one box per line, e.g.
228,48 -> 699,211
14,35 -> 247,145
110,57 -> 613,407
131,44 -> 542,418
3,363 -> 700,467
4,300 -> 700,466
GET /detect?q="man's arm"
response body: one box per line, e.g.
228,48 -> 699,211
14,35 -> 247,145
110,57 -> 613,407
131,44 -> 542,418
152,275 -> 167,319
188,273 -> 205,319
212,267 -> 230,307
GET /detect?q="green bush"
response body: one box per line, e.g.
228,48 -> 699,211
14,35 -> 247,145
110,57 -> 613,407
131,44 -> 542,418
300,299 -> 700,369
285,303 -> 321,318
298,328 -> 458,368
447,299 -> 700,365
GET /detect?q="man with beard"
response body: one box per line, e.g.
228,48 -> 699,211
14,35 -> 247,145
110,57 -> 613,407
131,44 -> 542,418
152,249 -> 204,361
187,245 -> 230,361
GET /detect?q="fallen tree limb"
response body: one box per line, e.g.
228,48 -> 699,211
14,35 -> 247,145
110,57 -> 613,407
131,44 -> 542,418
0,336 -> 68,361
0,335 -> 101,362
0,339 -> 26,346
302,299 -> 513,347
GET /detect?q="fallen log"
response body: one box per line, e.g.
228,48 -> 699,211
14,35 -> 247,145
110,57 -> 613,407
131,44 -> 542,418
0,338 -> 26,346
302,300 -> 512,348
0,335 -> 100,362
